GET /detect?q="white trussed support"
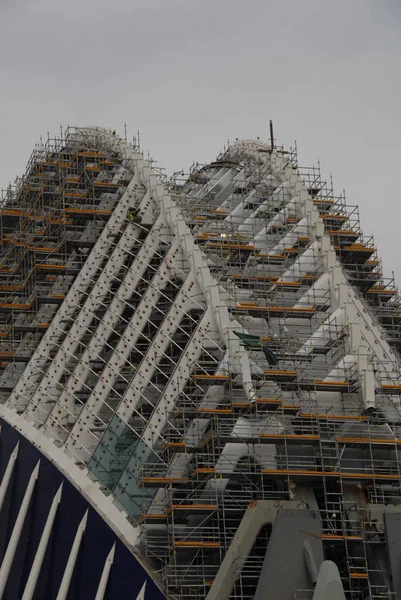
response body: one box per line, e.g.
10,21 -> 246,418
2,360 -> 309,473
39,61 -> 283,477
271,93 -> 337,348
55,510 -> 88,600
8,170 -> 142,412
121,310 -> 208,447
345,304 -> 376,410
320,236 -> 340,281
21,482 -> 63,600
94,544 -> 115,600
53,216 -> 166,413
0,442 -> 19,514
158,185 -> 253,388
0,460 -> 40,600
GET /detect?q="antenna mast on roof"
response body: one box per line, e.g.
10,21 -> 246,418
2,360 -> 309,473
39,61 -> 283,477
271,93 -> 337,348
269,120 -> 274,151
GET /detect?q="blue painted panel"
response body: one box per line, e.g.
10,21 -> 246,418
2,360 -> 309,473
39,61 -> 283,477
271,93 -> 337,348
0,418 -> 167,600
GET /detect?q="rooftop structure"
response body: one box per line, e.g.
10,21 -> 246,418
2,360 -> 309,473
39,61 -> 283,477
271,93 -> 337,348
0,126 -> 400,599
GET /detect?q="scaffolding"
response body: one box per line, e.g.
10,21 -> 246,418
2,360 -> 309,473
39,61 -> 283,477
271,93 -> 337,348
3,130 -> 401,600
133,140 -> 401,600
0,127 -> 134,397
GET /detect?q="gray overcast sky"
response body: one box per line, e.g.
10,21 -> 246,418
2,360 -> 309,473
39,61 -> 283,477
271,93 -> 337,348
1,0 -> 400,280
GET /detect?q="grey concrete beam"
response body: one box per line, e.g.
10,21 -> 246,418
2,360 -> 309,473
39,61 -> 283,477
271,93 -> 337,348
206,500 -> 299,600
313,561 -> 346,600
254,509 -> 324,600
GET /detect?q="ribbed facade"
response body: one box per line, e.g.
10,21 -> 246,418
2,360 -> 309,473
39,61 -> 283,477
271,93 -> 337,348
1,127 -> 401,599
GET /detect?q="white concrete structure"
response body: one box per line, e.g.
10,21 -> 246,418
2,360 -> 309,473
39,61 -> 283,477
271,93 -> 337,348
0,127 -> 400,599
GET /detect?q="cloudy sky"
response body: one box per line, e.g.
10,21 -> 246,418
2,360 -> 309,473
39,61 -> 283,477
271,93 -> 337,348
1,0 -> 400,279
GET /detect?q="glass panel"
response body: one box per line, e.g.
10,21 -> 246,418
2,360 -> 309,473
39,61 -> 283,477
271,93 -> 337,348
89,413 -> 161,522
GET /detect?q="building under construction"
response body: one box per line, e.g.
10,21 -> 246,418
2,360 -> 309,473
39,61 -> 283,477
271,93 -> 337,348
0,126 -> 400,599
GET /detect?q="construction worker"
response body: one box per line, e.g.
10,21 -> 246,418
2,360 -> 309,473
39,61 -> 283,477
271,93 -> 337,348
127,207 -> 142,224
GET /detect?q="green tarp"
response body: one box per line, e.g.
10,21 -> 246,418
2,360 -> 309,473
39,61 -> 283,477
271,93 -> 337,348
262,347 -> 279,366
234,331 -> 279,365
234,331 -> 261,348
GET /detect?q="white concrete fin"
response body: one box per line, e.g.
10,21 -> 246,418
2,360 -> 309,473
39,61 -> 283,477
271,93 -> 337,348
55,509 -> 89,600
0,460 -> 40,599
94,543 -> 116,600
0,441 -> 19,514
136,580 -> 147,600
21,481 -> 63,600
